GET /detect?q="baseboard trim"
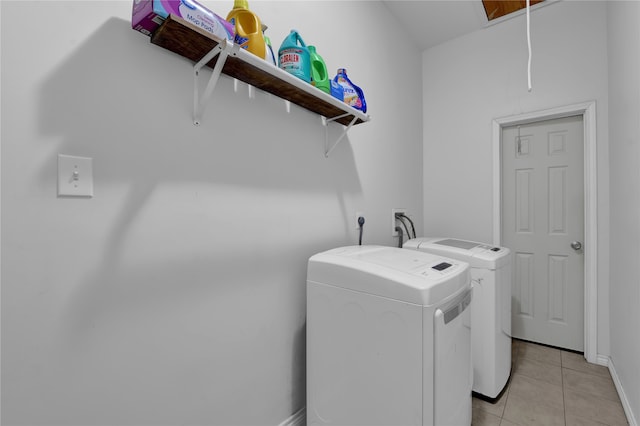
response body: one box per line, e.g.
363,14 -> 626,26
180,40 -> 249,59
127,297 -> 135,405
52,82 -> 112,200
278,407 -> 305,426
596,354 -> 609,367
602,355 -> 638,426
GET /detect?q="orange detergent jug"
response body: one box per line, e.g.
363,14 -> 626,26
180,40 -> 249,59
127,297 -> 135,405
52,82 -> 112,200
226,0 -> 266,59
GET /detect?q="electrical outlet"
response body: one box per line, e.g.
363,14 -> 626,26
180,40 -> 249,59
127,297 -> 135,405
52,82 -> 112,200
356,212 -> 365,230
392,208 -> 406,236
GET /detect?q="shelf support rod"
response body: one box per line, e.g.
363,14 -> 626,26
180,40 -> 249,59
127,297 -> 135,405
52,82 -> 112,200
193,39 -> 232,126
324,115 -> 359,158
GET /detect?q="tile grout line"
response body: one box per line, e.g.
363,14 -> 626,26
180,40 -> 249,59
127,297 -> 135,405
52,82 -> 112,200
489,341 -> 628,426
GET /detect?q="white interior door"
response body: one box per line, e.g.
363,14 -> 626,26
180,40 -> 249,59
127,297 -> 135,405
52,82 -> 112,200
502,115 -> 584,351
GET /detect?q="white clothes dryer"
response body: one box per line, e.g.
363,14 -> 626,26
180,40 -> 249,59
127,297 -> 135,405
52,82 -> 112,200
403,237 -> 512,399
307,245 -> 472,426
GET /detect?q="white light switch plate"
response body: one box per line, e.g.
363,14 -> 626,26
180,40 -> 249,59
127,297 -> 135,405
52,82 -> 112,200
58,154 -> 93,197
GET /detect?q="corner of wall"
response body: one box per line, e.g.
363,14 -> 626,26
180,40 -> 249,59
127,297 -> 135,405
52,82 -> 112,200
278,407 -> 306,426
605,356 -> 639,426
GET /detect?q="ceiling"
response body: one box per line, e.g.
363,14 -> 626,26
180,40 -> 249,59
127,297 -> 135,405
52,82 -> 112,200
482,0 -> 545,21
381,0 -> 551,51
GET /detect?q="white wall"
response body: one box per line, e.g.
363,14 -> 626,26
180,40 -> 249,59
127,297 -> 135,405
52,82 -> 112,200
607,1 -> 640,424
422,0 -> 611,356
0,1 -> 423,424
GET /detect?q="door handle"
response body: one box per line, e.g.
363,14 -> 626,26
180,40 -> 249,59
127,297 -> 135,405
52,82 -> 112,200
571,241 -> 583,251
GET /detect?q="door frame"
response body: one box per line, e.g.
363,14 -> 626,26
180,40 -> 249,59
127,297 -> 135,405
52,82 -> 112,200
492,101 -> 597,363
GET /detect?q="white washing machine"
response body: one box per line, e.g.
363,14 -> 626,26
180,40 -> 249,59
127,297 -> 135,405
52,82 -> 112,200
403,237 -> 512,399
306,245 -> 472,426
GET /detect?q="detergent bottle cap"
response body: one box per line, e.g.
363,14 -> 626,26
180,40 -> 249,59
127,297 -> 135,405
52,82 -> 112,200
232,0 -> 249,9
308,45 -> 317,53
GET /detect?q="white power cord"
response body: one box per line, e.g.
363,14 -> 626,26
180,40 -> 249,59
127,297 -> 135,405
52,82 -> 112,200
527,0 -> 532,92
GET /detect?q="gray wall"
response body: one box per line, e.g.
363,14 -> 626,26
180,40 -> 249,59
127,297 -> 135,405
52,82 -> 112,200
0,1 -> 423,424
608,1 -> 640,424
421,0 -> 611,358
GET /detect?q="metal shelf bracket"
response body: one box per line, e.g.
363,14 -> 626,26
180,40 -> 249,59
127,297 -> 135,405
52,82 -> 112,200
193,39 -> 238,126
324,113 -> 359,157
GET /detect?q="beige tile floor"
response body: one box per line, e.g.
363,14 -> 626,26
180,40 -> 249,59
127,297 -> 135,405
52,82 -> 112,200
472,339 -> 629,426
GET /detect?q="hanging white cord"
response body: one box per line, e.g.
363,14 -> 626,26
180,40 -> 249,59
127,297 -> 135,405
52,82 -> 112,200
526,0 -> 532,92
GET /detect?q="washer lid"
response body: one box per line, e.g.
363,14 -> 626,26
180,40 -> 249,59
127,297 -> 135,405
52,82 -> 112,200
307,245 -> 470,306
403,237 -> 511,269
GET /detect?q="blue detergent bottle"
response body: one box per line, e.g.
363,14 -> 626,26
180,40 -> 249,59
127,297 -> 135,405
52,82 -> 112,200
333,68 -> 367,113
278,30 -> 311,83
330,80 -> 344,101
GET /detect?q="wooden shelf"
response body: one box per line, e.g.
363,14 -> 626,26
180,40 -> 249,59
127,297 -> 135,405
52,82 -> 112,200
150,15 -> 369,127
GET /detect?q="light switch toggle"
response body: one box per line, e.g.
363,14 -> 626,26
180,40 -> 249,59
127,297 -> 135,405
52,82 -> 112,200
58,154 -> 93,197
